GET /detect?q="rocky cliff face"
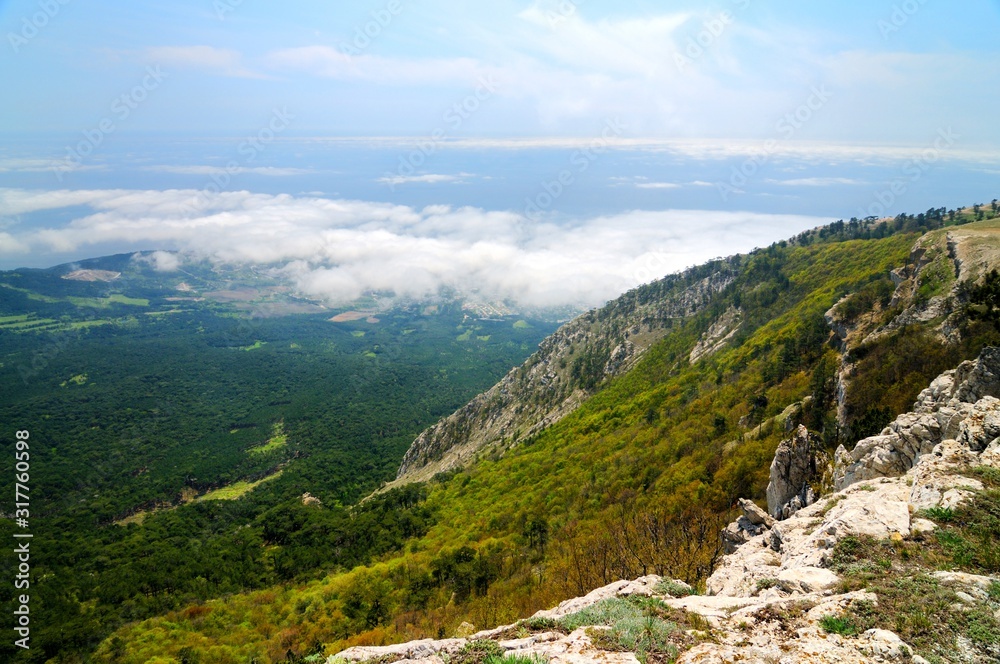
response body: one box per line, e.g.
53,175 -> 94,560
388,265 -> 736,487
835,347 -> 1000,490
337,350 -> 1000,664
827,224 -> 1000,431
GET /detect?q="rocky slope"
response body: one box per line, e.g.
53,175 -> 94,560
387,264 -> 737,487
835,346 -> 1000,490
333,349 -> 1000,664
827,222 -> 1000,432
393,220 -> 1000,490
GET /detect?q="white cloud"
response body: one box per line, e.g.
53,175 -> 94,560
0,232 -> 29,253
635,182 -> 681,189
768,177 -> 867,186
133,250 -> 181,272
265,46 -> 487,86
146,46 -> 263,78
377,174 -> 469,186
0,187 -> 831,308
0,158 -> 107,174
610,176 -> 733,189
143,165 -> 314,176
302,136 -> 1000,165
514,7 -> 692,78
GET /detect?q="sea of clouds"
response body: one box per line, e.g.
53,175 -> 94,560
0,187 -> 831,308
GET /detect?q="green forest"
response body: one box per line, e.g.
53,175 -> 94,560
0,258 -> 556,661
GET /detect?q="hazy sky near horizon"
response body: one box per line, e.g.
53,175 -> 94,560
1,1 -> 999,308
2,0 -> 1000,142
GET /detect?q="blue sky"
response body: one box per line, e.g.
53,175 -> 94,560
1,2 -> 999,307
3,0 -> 999,141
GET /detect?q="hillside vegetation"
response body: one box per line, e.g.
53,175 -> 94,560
0,259 -> 557,662
91,204 -> 1000,663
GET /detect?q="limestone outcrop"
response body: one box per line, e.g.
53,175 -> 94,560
765,425 -> 820,519
689,306 -> 741,364
835,347 -> 1000,490
721,498 -> 774,554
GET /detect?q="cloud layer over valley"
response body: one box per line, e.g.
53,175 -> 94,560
0,188 -> 830,308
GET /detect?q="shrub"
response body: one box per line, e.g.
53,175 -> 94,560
755,578 -> 779,592
655,579 -> 693,597
820,615 -> 859,636
520,617 -> 559,632
971,466 -> 1000,488
453,640 -> 506,664
598,614 -> 677,663
964,610 -> 1000,647
483,655 -> 548,664
920,506 -> 955,523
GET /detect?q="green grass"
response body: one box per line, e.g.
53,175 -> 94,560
67,320 -> 112,330
247,422 -> 288,456
512,320 -> 531,329
108,294 -> 150,306
819,615 -> 859,636
558,597 -> 691,663
452,640 -> 506,664
483,655 -> 548,664
0,283 -> 61,302
755,578 -> 780,592
145,309 -> 188,317
920,506 -> 955,522
352,330 -> 366,337
519,617 -> 559,632
457,329 -> 474,342
0,315 -> 62,330
915,250 -> 956,302
831,520 -> 1000,661
67,294 -> 150,308
972,466 -> 1000,487
196,472 -> 283,502
241,340 -> 266,351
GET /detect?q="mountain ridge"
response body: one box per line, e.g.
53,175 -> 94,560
387,263 -> 738,488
